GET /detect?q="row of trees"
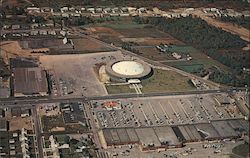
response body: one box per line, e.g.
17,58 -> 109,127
209,68 -> 249,87
0,58 -> 10,78
219,15 -> 250,29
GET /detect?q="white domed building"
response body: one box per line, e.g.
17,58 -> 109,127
105,60 -> 152,82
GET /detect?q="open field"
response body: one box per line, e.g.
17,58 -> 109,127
41,115 -> 65,132
116,27 -> 170,38
141,69 -> 195,93
106,85 -> 135,94
70,38 -> 114,53
19,37 -> 114,54
99,21 -> 150,30
163,45 -> 231,72
104,68 -> 195,94
87,22 -> 183,47
133,46 -> 175,61
0,41 -> 48,64
141,37 -> 184,46
9,117 -> 33,131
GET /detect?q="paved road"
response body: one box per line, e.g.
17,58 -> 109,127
32,107 -> 44,158
1,88 -> 245,107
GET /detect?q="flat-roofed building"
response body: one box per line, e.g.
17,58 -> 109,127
13,67 -> 48,97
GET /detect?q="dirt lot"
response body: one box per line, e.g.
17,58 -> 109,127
0,41 -> 48,64
72,38 -> 114,52
9,117 -> 33,131
90,27 -> 122,37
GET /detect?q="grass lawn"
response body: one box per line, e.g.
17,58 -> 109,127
106,85 -> 135,94
176,64 -> 204,73
166,45 -> 196,54
163,45 -> 231,73
141,69 -> 195,93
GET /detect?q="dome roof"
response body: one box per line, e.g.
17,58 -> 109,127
111,61 -> 144,76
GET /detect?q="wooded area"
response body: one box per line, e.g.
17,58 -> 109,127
133,16 -> 249,87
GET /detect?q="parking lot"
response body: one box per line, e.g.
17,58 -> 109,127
40,50 -> 125,97
92,93 -> 244,128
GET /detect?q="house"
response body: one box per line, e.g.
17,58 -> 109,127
87,8 -> 95,13
11,25 -> 20,30
26,7 -> 41,13
30,30 -> 39,36
48,30 -> 56,35
31,23 -> 39,29
61,7 -> 69,13
62,13 -> 69,18
41,7 -> 54,13
39,30 -> 47,35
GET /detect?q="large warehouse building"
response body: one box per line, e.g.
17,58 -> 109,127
13,67 -> 48,97
105,60 -> 152,82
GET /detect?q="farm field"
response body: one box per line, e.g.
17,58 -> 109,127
87,20 -> 183,47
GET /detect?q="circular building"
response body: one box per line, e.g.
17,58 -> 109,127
105,60 -> 152,82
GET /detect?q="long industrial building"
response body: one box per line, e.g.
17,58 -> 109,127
13,67 -> 48,97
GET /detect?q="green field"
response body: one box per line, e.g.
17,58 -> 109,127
106,68 -> 195,94
165,45 -> 196,54
141,69 -> 195,93
164,45 -> 231,73
106,85 -> 135,94
175,64 -> 204,73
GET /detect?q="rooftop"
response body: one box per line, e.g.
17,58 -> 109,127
13,67 -> 48,95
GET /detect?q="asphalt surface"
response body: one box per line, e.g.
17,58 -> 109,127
0,88 -> 245,107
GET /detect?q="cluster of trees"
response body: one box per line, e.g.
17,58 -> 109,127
207,49 -> 250,74
135,16 -> 247,50
209,68 -> 249,87
219,15 -> 250,29
3,6 -> 25,15
0,58 -> 10,78
192,67 -> 209,77
133,16 -> 249,86
26,15 -> 46,23
121,42 -> 140,54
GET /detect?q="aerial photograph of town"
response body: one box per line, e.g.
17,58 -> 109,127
0,0 -> 249,158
